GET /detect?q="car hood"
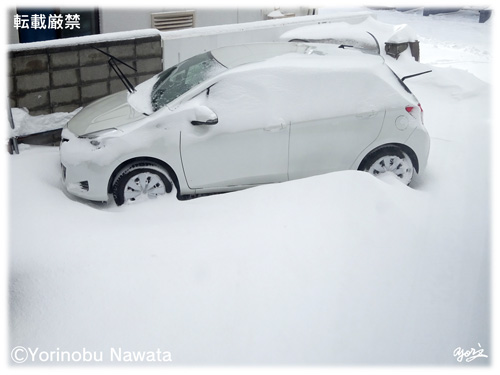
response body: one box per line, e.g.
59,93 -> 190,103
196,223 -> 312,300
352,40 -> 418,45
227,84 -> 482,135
67,91 -> 145,136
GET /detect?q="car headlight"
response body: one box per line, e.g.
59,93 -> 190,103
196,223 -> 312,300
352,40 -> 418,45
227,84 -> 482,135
78,128 -> 123,146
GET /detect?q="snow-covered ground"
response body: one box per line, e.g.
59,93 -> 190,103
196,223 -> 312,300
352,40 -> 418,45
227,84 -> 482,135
374,8 -> 492,82
8,8 -> 492,367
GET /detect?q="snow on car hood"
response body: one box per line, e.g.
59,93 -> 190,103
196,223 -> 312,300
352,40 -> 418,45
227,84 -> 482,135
127,73 -> 159,114
67,91 -> 145,136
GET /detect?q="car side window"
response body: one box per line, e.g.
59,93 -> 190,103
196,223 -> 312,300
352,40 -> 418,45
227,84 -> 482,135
203,73 -> 287,128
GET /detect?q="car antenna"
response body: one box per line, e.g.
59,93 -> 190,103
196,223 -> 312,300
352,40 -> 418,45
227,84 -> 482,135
92,46 -> 137,93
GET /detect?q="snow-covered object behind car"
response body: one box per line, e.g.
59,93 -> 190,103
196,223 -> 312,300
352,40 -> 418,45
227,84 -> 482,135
280,16 -> 418,53
386,24 -> 418,43
9,107 -> 81,137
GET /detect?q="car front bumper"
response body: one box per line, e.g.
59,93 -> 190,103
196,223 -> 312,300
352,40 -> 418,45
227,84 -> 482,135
60,128 -> 113,202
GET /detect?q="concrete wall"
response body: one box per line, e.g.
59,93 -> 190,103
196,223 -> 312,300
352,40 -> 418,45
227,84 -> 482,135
8,35 -> 162,115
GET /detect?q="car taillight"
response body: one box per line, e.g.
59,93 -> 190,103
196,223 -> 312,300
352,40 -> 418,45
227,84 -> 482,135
418,103 -> 424,123
405,104 -> 424,124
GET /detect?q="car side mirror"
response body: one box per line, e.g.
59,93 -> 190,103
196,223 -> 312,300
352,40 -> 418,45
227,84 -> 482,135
191,106 -> 218,126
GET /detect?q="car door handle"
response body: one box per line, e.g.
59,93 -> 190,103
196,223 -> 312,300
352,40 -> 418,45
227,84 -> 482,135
264,123 -> 286,132
356,109 -> 378,118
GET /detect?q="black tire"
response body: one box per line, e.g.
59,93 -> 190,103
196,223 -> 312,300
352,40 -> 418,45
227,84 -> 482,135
112,162 -> 173,206
360,146 -> 415,185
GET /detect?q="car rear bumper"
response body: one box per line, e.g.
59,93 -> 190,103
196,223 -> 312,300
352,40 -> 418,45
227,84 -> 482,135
406,127 -> 431,173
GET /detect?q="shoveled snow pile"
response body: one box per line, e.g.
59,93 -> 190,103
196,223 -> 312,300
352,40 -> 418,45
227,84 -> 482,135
9,107 -> 81,137
8,8 -> 491,367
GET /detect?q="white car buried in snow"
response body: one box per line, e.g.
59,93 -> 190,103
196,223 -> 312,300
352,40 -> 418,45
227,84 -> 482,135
60,42 -> 430,205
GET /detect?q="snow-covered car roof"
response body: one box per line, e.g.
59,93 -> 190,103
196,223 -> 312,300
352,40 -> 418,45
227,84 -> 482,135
203,42 -> 414,122
210,41 -> 384,70
211,42 -> 301,68
129,42 -> 391,114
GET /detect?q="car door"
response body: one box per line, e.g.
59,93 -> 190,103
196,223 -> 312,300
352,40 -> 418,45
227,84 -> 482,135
180,74 -> 290,190
287,70 -> 386,180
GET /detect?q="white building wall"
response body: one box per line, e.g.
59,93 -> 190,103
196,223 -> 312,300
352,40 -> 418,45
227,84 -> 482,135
8,8 -> 20,44
100,8 -> 159,33
7,7 -> 313,44
100,7 -> 313,33
159,12 -> 374,68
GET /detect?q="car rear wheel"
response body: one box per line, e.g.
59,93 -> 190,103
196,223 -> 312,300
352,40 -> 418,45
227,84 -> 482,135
362,147 -> 414,185
112,163 -> 174,205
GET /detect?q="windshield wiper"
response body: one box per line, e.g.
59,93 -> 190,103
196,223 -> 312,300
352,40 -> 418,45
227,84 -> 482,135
402,70 -> 432,82
92,46 -> 137,93
366,32 -> 380,55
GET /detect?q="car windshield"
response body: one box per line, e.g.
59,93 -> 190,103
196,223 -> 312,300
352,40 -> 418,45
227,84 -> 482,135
151,52 -> 226,111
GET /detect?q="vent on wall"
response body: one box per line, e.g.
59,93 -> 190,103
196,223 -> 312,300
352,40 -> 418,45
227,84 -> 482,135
151,11 -> 195,31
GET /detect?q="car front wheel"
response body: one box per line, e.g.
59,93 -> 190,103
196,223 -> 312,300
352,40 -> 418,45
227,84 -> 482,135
112,162 -> 174,205
362,147 -> 414,185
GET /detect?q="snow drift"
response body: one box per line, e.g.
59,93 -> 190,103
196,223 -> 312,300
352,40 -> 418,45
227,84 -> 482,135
8,7 -> 491,367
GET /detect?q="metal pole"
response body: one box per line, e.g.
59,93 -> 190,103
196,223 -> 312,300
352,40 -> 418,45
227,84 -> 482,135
8,105 -> 19,154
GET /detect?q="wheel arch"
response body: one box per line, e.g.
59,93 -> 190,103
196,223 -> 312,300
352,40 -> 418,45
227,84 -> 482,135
358,143 -> 420,174
108,157 -> 181,196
